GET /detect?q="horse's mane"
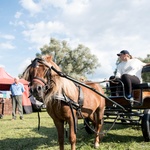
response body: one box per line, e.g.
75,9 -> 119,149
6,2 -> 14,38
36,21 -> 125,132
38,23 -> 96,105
22,64 -> 32,81
43,55 -> 78,102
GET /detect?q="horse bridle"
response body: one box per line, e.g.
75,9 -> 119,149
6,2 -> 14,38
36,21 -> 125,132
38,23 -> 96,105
29,58 -> 52,94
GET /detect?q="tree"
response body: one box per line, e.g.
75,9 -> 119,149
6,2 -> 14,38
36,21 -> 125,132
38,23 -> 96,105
36,38 -> 100,79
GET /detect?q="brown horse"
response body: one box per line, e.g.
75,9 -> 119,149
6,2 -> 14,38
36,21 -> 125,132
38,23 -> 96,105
22,55 -> 105,150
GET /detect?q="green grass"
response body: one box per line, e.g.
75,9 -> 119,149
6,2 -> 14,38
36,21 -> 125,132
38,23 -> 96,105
0,111 -> 150,150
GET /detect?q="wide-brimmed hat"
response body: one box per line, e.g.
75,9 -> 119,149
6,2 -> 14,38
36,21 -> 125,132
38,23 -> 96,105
117,50 -> 130,56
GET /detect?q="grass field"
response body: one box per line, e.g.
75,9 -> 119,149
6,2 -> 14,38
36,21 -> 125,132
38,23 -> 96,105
0,111 -> 150,150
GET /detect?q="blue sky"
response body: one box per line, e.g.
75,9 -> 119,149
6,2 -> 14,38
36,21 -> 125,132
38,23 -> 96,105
0,0 -> 150,81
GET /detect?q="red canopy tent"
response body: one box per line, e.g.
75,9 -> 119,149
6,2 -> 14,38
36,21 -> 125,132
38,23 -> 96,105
0,67 -> 32,114
0,67 -> 14,90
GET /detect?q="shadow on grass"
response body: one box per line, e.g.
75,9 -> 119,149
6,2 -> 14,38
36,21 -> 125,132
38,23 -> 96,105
0,122 -> 144,150
102,132 -> 144,143
76,123 -> 144,146
104,122 -> 142,130
0,126 -> 58,150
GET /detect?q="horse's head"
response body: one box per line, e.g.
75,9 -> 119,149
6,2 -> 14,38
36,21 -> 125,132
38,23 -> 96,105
22,57 -> 53,101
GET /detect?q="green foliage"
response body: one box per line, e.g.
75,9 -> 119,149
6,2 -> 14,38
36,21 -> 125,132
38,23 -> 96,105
36,38 -> 100,79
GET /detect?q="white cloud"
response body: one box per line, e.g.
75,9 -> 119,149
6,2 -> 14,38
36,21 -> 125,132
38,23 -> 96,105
0,34 -> 15,40
19,0 -> 90,16
9,20 -> 25,27
131,0 -> 148,6
39,0 -> 67,8
20,0 -> 42,16
22,21 -> 66,47
15,11 -> 22,19
0,42 -> 15,49
0,34 -> 15,50
62,0 -> 90,16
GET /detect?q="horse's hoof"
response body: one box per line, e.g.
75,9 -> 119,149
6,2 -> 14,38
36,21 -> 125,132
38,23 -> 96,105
94,142 -> 99,149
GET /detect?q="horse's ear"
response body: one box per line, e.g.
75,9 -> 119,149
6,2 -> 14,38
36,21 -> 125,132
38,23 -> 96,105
45,55 -> 53,63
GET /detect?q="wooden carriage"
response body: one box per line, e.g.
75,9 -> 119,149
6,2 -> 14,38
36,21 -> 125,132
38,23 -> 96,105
104,65 -> 150,142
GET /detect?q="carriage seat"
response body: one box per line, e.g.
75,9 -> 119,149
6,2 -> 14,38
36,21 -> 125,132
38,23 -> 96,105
133,65 -> 150,90
133,83 -> 150,89
142,65 -> 150,73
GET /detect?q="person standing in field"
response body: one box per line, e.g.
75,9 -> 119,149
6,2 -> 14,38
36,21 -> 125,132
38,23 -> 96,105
10,77 -> 25,120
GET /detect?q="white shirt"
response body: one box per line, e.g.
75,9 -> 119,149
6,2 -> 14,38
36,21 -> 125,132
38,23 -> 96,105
116,58 -> 146,82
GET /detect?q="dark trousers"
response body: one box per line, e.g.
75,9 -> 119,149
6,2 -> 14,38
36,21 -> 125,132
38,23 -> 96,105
109,74 -> 140,96
12,95 -> 23,118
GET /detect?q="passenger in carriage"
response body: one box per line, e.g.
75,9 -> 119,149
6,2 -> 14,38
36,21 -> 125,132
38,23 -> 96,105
109,50 -> 150,99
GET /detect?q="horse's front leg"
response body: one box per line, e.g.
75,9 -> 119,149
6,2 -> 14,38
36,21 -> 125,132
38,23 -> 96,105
94,107 -> 105,149
68,115 -> 77,150
53,120 -> 65,150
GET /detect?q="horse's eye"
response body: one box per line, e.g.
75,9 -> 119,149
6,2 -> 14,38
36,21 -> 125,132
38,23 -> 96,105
37,86 -> 42,91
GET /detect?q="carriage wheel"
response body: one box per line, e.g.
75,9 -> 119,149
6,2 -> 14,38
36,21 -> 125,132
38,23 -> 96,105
84,118 -> 95,134
141,109 -> 150,142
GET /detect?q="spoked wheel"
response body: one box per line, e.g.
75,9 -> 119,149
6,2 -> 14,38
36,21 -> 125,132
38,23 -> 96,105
141,109 -> 150,142
84,118 -> 95,134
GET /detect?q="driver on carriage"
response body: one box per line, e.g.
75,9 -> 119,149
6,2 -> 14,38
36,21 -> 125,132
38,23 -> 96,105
109,50 -> 150,100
